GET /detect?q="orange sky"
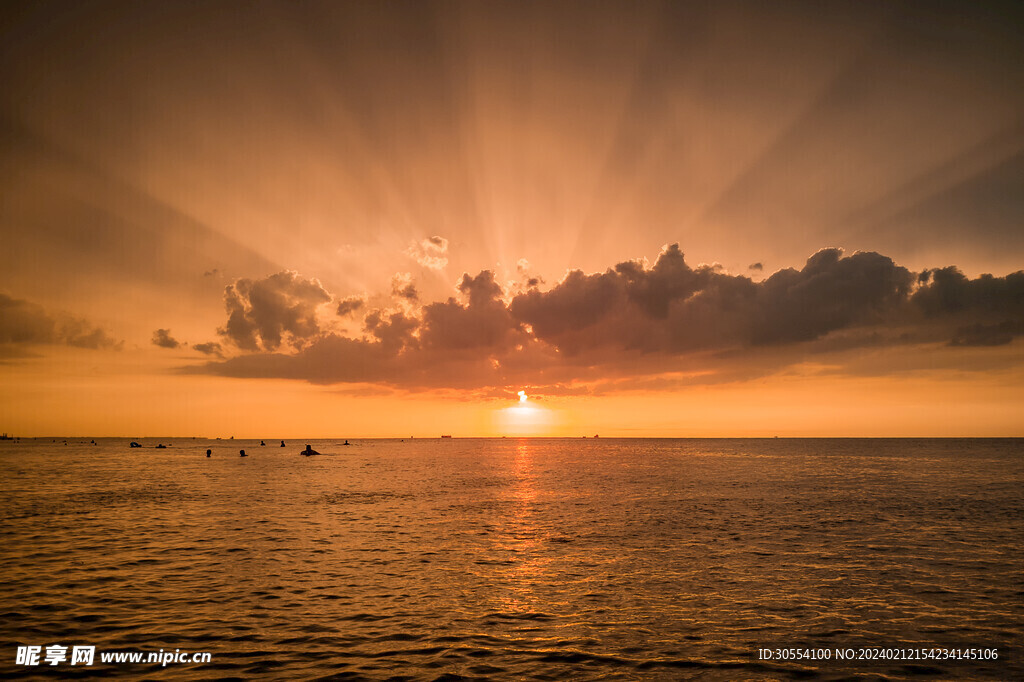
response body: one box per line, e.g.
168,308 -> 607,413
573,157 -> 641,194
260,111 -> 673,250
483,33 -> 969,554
1,1 -> 1022,436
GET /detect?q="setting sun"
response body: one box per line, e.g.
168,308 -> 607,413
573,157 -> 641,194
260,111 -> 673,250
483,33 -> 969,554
494,391 -> 557,437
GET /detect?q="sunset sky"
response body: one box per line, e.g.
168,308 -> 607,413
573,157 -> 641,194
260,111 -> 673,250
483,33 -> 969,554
1,1 -> 1022,437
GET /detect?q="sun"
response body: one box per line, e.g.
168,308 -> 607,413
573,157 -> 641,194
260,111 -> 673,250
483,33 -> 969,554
495,389 -> 554,436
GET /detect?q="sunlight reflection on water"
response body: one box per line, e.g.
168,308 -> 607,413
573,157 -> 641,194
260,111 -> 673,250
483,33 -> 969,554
0,437 -> 1021,679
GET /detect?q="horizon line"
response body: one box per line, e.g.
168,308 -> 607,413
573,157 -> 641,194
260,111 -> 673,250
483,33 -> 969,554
5,435 -> 1023,441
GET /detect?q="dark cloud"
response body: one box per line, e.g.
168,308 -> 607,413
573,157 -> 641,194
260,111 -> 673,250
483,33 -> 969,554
913,267 -> 1024,347
510,246 -> 920,353
56,321 -> 118,349
0,294 -> 120,350
151,328 -> 180,349
390,273 -> 418,302
190,247 -> 1024,393
336,296 -> 365,317
913,267 -> 1024,316
0,295 -> 60,345
750,249 -> 914,344
219,271 -> 332,351
419,271 -> 519,351
949,320 -> 1022,347
193,341 -> 223,357
196,334 -> 397,385
510,269 -> 621,353
364,310 -> 419,353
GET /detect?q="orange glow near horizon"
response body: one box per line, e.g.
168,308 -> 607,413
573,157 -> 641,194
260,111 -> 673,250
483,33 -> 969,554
0,346 -> 1020,438
494,399 -> 558,438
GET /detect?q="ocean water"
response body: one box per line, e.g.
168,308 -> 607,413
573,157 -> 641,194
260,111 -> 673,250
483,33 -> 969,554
0,438 -> 1021,680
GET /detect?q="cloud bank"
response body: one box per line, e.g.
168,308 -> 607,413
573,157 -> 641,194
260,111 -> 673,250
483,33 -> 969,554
0,294 -> 121,355
189,247 -> 1024,394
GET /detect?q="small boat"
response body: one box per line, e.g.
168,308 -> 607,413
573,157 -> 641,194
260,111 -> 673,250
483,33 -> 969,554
129,441 -> 142,448
441,435 -> 452,439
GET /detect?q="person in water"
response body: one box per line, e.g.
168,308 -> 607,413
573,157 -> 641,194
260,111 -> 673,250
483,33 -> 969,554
280,440 -> 285,447
239,449 -> 247,457
303,444 -> 320,456
206,449 -> 211,457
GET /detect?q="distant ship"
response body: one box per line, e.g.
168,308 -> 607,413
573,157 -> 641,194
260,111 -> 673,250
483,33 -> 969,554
0,433 -> 12,440
440,434 -> 452,438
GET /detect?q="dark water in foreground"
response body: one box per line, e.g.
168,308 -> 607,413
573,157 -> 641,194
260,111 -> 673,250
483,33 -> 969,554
0,438 -> 1021,680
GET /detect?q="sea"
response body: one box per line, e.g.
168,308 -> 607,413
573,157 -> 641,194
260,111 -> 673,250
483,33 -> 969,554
0,438 -> 1021,680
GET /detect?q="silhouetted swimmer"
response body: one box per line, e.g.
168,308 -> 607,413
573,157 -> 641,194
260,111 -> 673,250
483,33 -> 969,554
206,449 -> 211,457
260,440 -> 265,446
280,440 -> 285,447
239,449 -> 247,457
156,444 -> 166,449
302,444 -> 320,456
343,440 -> 350,446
